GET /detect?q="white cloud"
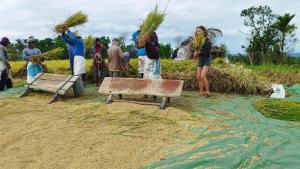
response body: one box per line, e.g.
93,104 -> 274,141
0,0 -> 299,53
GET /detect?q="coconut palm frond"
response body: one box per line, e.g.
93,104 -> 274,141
207,28 -> 223,43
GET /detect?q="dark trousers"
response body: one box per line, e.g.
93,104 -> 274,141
0,70 -> 13,91
109,71 -> 120,78
93,66 -> 106,84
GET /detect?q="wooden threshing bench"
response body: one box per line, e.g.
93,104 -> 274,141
20,73 -> 83,103
98,77 -> 184,109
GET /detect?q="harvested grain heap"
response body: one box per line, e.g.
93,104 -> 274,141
138,4 -> 166,47
54,11 -> 88,33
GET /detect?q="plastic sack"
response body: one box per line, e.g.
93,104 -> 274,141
270,84 -> 285,99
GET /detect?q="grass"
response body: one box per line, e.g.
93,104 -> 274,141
246,65 -> 300,74
254,99 -> 300,122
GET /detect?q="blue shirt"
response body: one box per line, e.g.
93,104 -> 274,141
62,31 -> 85,57
132,31 -> 146,56
67,45 -> 75,68
22,47 -> 41,60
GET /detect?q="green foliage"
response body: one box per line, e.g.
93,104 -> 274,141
159,43 -> 172,59
84,35 -> 94,58
241,6 -> 297,65
213,57 -> 225,64
254,99 -> 300,122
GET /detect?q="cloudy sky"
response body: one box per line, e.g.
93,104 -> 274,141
0,0 -> 299,53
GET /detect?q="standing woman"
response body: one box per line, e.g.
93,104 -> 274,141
195,26 -> 212,97
22,37 -> 43,83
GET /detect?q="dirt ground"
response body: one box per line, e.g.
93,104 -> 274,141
0,88 -> 211,169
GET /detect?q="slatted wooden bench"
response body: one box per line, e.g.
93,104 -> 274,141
20,73 -> 82,103
98,77 -> 184,109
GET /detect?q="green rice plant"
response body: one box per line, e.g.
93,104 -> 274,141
138,4 -> 166,47
254,99 -> 300,122
54,11 -> 88,33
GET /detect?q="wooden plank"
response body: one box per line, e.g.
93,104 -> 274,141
29,85 -> 65,95
27,73 -> 44,85
61,82 -> 74,91
32,79 -> 64,89
113,100 -> 160,106
98,77 -> 184,97
40,73 -> 70,81
69,76 -> 80,82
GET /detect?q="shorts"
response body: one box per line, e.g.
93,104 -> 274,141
198,57 -> 212,67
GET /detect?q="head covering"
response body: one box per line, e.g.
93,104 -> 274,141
95,38 -> 101,42
72,32 -> 79,37
28,36 -> 37,43
0,37 -> 10,46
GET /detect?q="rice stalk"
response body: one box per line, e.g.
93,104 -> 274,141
54,11 -> 88,33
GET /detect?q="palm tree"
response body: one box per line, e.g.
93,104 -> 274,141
207,28 -> 223,44
273,13 -> 297,53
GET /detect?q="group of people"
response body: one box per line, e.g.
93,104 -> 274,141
0,25 -> 212,97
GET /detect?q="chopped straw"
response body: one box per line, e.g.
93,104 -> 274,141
54,11 -> 88,33
138,4 -> 167,47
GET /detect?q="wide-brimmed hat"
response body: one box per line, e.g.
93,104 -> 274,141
0,37 -> 10,46
28,36 -> 38,43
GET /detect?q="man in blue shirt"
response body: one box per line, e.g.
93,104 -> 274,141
62,30 -> 86,81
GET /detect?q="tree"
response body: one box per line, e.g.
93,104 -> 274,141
207,28 -> 223,44
159,43 -> 172,58
241,5 -> 277,64
273,13 -> 297,54
174,35 -> 184,46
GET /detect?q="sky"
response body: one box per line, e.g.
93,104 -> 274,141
0,0 -> 299,54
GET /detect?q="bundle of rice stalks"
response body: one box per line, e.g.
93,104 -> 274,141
192,34 -> 204,50
138,4 -> 166,47
84,35 -> 94,55
30,47 -> 65,63
254,99 -> 300,122
54,11 -> 88,33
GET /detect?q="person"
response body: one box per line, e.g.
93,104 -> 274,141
123,47 -> 137,64
132,30 -> 146,78
0,37 -> 13,91
67,44 -> 75,74
22,36 -> 43,83
91,38 -> 106,86
195,26 -> 212,97
62,30 -> 86,81
144,32 -> 161,80
107,38 -> 125,77
143,32 -> 161,101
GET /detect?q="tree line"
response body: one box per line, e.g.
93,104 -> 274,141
241,5 -> 298,65
6,35 -> 172,61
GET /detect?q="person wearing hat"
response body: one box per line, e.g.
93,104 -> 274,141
62,30 -> 86,81
22,36 -> 43,83
107,38 -> 125,78
0,37 -> 13,91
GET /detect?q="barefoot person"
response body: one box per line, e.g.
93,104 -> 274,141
195,26 -> 212,97
22,36 -> 43,83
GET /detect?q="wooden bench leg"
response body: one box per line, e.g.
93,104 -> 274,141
167,97 -> 171,103
19,88 -> 32,98
160,97 -> 168,110
49,94 -> 61,104
107,94 -> 113,104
